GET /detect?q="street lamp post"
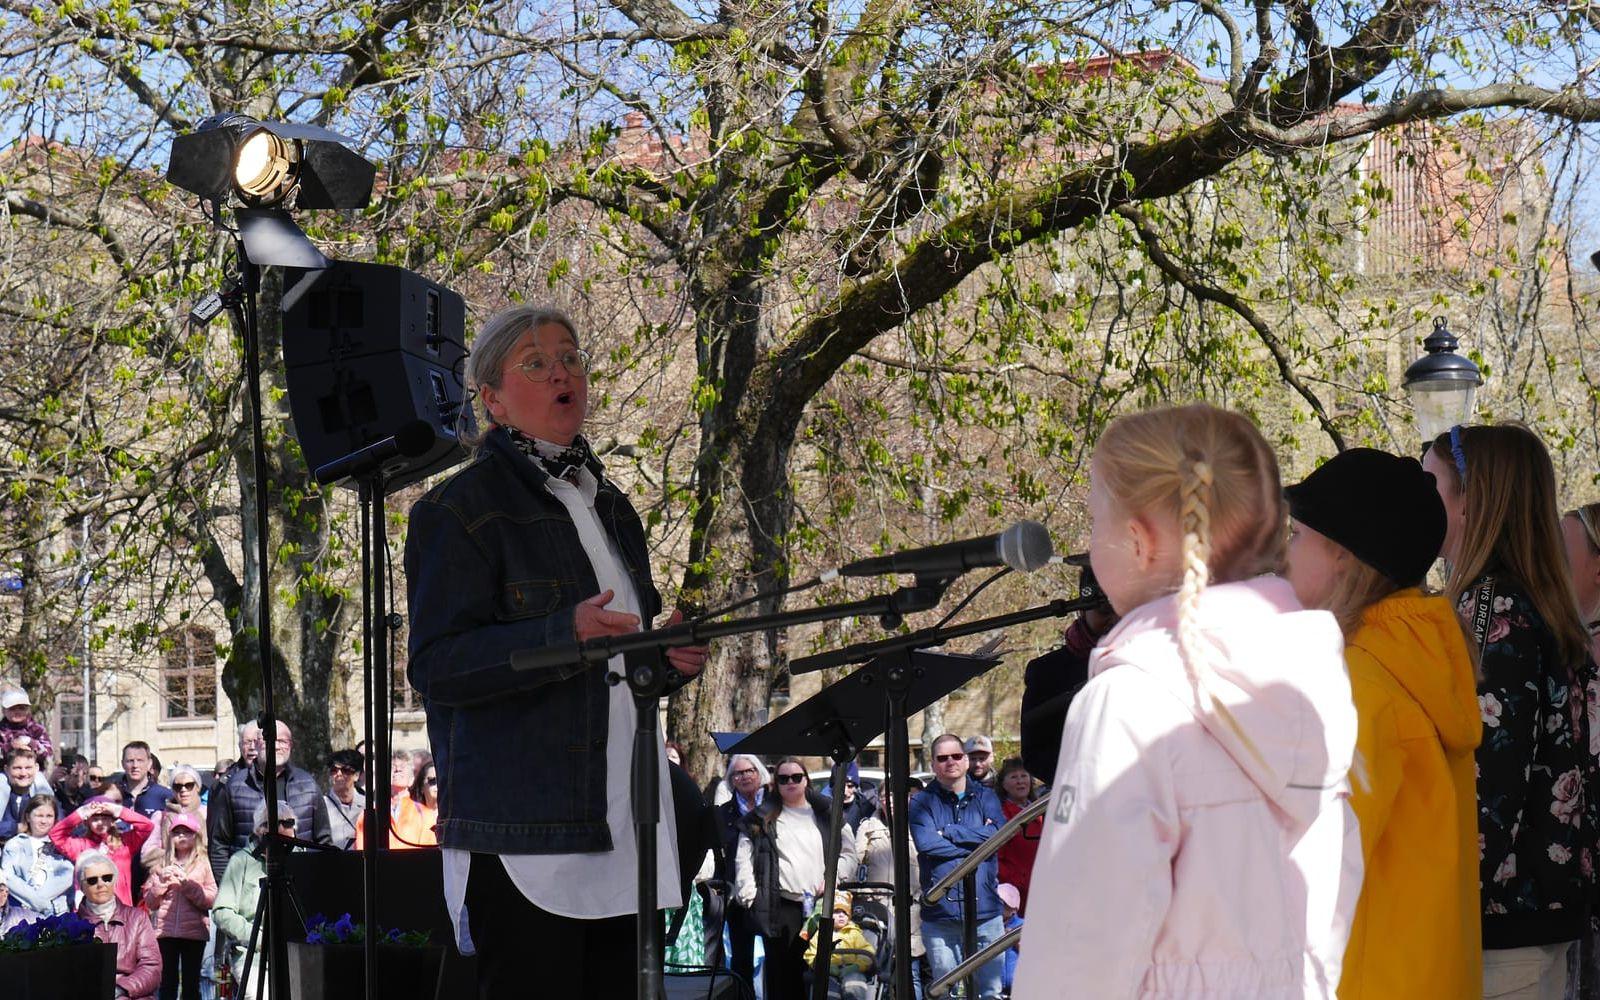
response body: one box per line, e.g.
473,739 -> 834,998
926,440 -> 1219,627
1404,316 -> 1484,443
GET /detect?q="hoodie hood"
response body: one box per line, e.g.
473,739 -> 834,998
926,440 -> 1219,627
1089,576 -> 1355,831
1346,589 -> 1481,754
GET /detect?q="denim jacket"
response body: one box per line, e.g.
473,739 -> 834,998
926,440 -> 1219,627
1,832 -> 74,916
908,780 -> 1006,925
404,427 -> 663,855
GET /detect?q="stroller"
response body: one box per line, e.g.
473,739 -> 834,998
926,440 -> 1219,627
804,881 -> 895,1000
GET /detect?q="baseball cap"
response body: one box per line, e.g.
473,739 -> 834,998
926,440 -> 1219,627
997,883 -> 1021,910
170,813 -> 201,834
964,735 -> 993,755
0,688 -> 30,709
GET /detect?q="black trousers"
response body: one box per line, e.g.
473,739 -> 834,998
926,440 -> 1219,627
727,901 -> 758,986
464,851 -> 636,1000
158,936 -> 206,1000
762,898 -> 809,1000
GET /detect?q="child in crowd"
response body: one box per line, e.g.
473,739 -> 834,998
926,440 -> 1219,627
1283,448 -> 1481,998
1014,403 -> 1361,999
0,687 -> 53,764
49,796 -> 154,907
143,812 -> 216,1000
802,891 -> 874,1000
998,882 -> 1023,997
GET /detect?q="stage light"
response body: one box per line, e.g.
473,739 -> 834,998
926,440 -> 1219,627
165,113 -> 376,267
1404,316 -> 1484,443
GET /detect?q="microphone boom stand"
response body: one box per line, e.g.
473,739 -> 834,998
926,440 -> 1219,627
513,576 -> 960,1000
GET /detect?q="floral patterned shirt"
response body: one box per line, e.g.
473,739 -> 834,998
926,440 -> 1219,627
1463,571 -> 1600,948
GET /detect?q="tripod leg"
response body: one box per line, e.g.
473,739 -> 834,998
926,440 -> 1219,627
237,882 -> 267,1000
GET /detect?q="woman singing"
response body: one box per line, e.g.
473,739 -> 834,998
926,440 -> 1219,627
404,305 -> 707,999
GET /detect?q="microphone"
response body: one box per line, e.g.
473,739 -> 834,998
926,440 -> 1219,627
831,521 -> 1053,579
313,421 -> 435,484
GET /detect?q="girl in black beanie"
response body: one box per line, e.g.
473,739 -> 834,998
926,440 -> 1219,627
1284,447 -> 1483,999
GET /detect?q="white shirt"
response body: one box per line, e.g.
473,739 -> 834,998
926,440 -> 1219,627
442,450 -> 680,953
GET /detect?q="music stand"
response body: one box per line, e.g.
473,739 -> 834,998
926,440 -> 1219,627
729,648 -> 999,1000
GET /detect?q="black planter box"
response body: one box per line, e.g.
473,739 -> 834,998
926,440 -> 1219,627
286,940 -> 445,1000
0,941 -> 117,999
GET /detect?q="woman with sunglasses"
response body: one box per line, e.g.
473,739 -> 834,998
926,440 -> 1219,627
49,794 -> 154,907
142,765 -> 208,871
391,762 -> 439,849
213,799 -> 296,999
143,812 -> 215,1000
1562,503 -> 1600,664
404,306 -> 708,998
76,850 -> 162,1000
1424,424 -> 1599,997
324,749 -> 365,852
733,757 -> 859,1000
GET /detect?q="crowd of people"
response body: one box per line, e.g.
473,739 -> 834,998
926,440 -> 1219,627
0,703 -> 441,1000
6,298 -> 1600,1000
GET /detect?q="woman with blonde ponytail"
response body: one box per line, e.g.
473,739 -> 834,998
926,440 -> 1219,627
1013,404 -> 1361,1000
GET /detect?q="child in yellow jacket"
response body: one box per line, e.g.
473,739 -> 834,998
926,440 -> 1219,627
803,891 -> 875,1000
1285,449 -> 1482,999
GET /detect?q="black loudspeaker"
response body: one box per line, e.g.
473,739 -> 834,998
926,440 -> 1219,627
281,261 -> 474,493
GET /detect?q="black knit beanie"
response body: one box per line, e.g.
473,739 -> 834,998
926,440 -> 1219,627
1284,448 -> 1446,587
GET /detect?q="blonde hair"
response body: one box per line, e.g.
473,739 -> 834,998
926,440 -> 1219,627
1095,405 -> 1286,748
160,814 -> 208,872
1318,555 -> 1404,638
1428,424 -> 1590,669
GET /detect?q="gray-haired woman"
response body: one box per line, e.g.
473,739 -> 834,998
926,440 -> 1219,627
211,800 -> 292,1000
404,305 -> 709,999
76,850 -> 163,999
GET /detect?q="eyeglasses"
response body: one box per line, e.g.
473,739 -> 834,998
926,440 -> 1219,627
277,819 -> 297,830
425,777 -> 437,786
775,773 -> 806,785
731,768 -> 758,779
173,781 -> 198,791
935,753 -> 966,763
330,765 -> 358,776
82,874 -> 115,886
1448,425 -> 1468,483
87,773 -> 104,781
514,349 -> 591,383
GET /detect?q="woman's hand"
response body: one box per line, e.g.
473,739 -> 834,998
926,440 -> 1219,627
660,609 -> 708,678
574,590 -> 640,642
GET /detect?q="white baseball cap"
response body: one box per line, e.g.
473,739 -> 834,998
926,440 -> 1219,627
0,688 -> 29,709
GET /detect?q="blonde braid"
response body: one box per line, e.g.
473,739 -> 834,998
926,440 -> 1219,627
1175,458 -> 1268,770
1175,459 -> 1214,693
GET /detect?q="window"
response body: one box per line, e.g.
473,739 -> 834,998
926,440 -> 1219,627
162,626 -> 218,720
56,693 -> 85,759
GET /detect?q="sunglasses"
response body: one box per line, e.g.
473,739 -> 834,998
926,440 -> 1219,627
278,819 -> 297,830
330,765 -> 359,776
775,773 -> 806,785
935,753 -> 966,763
82,874 -> 116,886
87,773 -> 104,781
731,768 -> 758,779
173,781 -> 198,791
425,777 -> 437,786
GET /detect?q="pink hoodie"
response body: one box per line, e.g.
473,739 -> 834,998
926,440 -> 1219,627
1013,577 -> 1362,999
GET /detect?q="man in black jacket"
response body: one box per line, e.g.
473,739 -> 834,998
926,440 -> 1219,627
207,720 -> 332,882
1018,564 -> 1115,786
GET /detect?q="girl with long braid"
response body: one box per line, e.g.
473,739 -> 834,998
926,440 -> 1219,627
1013,404 -> 1362,999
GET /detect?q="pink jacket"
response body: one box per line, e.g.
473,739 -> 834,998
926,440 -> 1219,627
1014,577 -> 1363,999
142,854 -> 217,941
81,899 -> 163,1000
48,805 -> 155,907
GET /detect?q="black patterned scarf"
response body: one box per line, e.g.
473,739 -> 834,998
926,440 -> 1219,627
505,427 -> 595,482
